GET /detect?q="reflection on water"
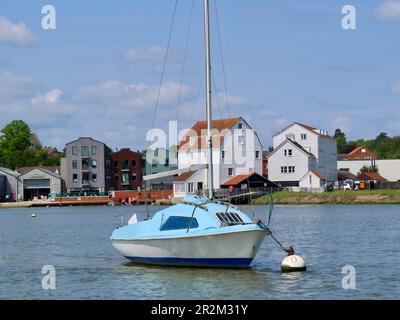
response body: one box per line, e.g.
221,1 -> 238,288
0,204 -> 399,299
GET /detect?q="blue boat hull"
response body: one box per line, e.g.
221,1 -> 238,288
125,256 -> 254,268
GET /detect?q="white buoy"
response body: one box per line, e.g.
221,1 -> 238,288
281,255 -> 306,272
31,213 -> 37,218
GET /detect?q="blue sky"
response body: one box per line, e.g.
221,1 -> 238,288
1,0 -> 400,150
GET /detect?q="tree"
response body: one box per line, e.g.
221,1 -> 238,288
359,165 -> 379,174
0,120 -> 32,169
334,128 -> 348,153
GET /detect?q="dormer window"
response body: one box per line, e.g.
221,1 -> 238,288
361,148 -> 366,153
238,123 -> 243,130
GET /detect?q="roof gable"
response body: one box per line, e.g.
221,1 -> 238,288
273,122 -> 335,140
267,139 -> 316,159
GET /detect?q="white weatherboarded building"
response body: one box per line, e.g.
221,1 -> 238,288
268,122 -> 337,189
173,117 -> 263,198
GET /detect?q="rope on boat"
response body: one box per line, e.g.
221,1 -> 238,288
266,193 -> 295,256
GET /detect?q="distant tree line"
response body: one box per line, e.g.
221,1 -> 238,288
334,128 -> 400,159
0,120 -> 64,170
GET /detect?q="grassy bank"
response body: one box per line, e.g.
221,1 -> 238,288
252,189 -> 400,205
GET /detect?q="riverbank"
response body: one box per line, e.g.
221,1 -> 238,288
252,189 -> 400,205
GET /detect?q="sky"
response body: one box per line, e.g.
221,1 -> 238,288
1,0 -> 400,151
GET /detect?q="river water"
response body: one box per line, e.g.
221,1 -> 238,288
0,204 -> 399,299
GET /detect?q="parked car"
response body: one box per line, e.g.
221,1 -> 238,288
343,182 -> 352,191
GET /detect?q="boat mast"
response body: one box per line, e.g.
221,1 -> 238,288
204,0 -> 214,199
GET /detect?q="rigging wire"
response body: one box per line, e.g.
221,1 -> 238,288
214,0 -> 231,117
188,69 -> 205,127
211,69 -> 224,120
148,0 -> 179,150
176,0 -> 195,125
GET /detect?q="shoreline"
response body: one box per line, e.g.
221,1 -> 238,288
251,190 -> 400,205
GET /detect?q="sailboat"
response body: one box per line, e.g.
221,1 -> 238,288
110,0 -> 269,268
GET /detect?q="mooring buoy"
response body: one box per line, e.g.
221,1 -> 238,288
281,255 -> 306,272
31,213 -> 37,218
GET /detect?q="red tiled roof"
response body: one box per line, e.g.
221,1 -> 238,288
179,117 -> 240,151
296,123 -> 336,140
222,173 -> 253,186
174,171 -> 197,182
357,172 -> 386,181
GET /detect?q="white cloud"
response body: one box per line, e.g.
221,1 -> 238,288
216,92 -> 247,107
375,1 -> 400,21
0,16 -> 37,45
32,89 -> 62,106
124,46 -> 167,62
391,83 -> 400,94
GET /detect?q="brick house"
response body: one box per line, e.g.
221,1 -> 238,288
111,148 -> 142,190
339,146 -> 377,161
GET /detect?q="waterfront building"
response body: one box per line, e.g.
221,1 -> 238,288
268,122 -> 337,188
145,147 -> 178,190
16,167 -> 62,200
0,167 -> 21,202
60,137 -> 112,194
173,117 -> 263,198
111,148 -> 142,190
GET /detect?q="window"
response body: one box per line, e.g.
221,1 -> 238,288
228,168 -> 233,176
114,160 -> 119,168
105,159 -> 111,168
82,159 -> 90,170
361,148 -> 366,153
92,174 -> 97,182
238,123 -> 243,130
281,166 -> 294,174
72,146 -> 78,156
215,212 -> 244,225
221,151 -> 225,159
175,183 -> 185,193
132,160 -> 137,167
189,136 -> 196,146
72,174 -> 78,183
160,216 -> 199,231
91,146 -> 97,155
255,151 -> 261,159
72,160 -> 78,169
309,175 -> 312,184
91,159 -> 97,169
121,160 -> 129,170
122,173 -> 129,184
131,173 -> 137,181
82,173 -> 89,185
81,146 -> 89,157
114,174 -> 119,182
365,157 -> 371,160
238,135 -> 244,144
284,149 -> 292,156
301,134 -> 307,140
354,157 -> 360,160
187,183 -> 194,193
288,166 -> 295,173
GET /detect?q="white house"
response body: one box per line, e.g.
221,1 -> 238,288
173,117 -> 263,198
338,159 -> 400,182
268,122 -> 337,189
